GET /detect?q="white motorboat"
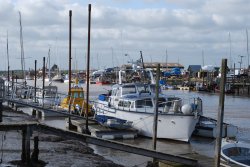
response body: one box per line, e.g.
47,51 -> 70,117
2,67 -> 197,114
52,74 -> 64,83
221,139 -> 250,167
93,83 -> 203,142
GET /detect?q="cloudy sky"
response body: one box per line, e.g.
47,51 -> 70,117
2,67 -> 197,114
0,0 -> 250,71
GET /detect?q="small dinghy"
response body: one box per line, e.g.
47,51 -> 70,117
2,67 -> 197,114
221,139 -> 250,167
195,116 -> 238,138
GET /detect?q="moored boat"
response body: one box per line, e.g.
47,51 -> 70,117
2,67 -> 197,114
93,82 -> 203,142
60,84 -> 92,115
194,116 -> 238,138
52,74 -> 64,83
221,139 -> 250,167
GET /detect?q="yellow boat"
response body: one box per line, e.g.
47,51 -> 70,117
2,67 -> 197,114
60,79 -> 92,116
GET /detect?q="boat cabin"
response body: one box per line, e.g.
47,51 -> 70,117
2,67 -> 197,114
111,83 -> 161,97
115,96 -> 168,112
70,87 -> 84,99
60,86 -> 92,115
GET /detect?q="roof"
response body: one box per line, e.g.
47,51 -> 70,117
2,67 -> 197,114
187,65 -> 202,72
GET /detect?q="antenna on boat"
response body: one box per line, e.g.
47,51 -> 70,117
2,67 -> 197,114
140,51 -> 145,69
140,51 -> 147,83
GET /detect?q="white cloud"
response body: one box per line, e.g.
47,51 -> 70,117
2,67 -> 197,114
0,0 -> 249,71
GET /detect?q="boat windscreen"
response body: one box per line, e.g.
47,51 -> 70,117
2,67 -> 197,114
122,85 -> 136,95
73,92 -> 79,98
137,85 -> 150,94
79,92 -> 84,98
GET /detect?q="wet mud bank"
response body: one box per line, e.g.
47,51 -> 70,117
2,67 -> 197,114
0,105 -> 123,167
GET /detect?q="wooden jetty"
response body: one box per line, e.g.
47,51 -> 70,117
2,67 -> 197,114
0,122 -> 197,166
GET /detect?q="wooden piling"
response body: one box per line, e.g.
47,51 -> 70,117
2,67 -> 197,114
42,57 -> 45,107
68,10 -> 73,129
0,102 -> 2,122
85,4 -> 92,134
34,60 -> 37,103
11,71 -> 14,108
31,136 -> 39,162
21,126 -> 31,164
215,59 -> 227,167
152,64 -> 160,166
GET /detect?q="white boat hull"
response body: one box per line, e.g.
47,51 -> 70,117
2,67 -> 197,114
221,139 -> 250,167
95,102 -> 199,142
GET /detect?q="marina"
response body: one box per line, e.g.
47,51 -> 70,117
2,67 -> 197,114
0,1 -> 250,166
0,77 -> 249,166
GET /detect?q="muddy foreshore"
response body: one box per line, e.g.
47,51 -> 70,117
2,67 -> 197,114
0,105 -> 124,167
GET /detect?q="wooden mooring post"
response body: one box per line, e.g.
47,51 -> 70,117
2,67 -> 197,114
11,71 -> 14,108
152,64 -> 160,166
0,102 -> 2,122
0,121 -> 197,166
31,136 -> 39,162
85,4 -> 92,134
21,125 -> 32,164
215,59 -> 227,166
0,123 -> 37,165
68,10 -> 73,130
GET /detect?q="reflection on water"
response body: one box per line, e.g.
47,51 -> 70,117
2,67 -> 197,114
25,80 -> 250,166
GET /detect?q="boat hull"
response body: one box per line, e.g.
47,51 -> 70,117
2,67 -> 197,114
221,140 -> 250,167
95,102 -> 199,142
96,81 -> 111,85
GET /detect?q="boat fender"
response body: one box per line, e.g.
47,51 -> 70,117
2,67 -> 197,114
181,104 -> 192,115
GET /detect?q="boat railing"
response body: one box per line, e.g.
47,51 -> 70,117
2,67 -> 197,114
4,81 -> 66,109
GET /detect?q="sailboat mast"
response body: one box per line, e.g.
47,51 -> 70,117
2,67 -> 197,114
202,50 -> 204,67
229,32 -> 232,69
48,47 -> 51,81
166,48 -> 168,71
7,31 -> 10,83
19,11 -> 25,82
246,29 -> 249,69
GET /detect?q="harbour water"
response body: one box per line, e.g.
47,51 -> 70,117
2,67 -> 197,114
26,80 -> 250,166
